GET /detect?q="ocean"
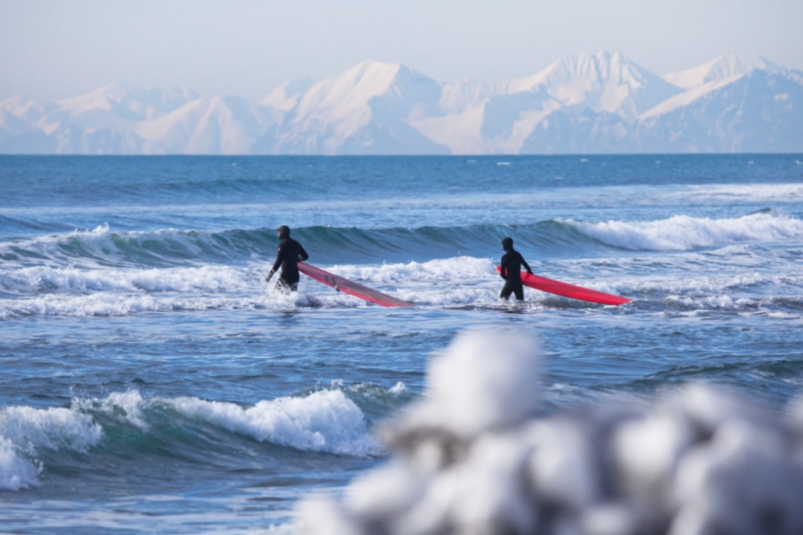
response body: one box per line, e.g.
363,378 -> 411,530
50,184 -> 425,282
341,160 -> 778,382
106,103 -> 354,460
1,154 -> 803,533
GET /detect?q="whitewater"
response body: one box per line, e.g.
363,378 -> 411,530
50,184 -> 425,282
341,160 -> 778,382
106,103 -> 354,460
1,154 -> 803,533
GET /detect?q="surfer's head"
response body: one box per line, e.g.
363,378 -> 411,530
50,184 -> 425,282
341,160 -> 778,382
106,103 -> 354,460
278,225 -> 290,239
502,237 -> 514,251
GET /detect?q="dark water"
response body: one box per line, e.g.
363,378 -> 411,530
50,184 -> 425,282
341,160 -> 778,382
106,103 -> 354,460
1,155 -> 803,533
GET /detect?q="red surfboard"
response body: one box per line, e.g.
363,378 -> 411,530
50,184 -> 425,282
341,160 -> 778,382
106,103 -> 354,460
299,262 -> 414,308
496,266 -> 630,306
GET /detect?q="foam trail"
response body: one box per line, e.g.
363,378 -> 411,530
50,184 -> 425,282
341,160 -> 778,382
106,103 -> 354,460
1,264 -> 253,295
298,329 -> 803,535
6,252 -> 802,318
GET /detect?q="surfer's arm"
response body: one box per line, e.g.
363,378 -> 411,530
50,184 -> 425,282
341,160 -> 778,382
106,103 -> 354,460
499,254 -> 510,279
298,245 -> 309,262
266,244 -> 285,281
265,261 -> 279,281
521,257 -> 533,275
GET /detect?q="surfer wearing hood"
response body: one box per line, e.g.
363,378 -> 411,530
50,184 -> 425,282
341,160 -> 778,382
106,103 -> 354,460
266,225 -> 309,293
499,237 -> 533,301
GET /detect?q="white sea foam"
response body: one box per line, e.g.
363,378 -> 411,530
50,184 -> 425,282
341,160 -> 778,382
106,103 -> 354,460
565,212 -> 803,251
73,390 -> 149,429
0,292 -> 229,319
0,437 -> 39,491
1,251 -> 799,319
0,387 -> 383,492
3,264 -> 252,294
0,262 -> 265,318
167,389 -> 380,456
627,270 -> 797,296
0,258 -> 505,317
0,287 -> 354,319
331,257 -> 494,284
0,405 -> 103,452
298,329 -> 803,535
0,405 -> 104,490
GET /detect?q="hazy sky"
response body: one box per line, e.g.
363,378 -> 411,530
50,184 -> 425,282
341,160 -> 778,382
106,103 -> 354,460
1,0 -> 801,101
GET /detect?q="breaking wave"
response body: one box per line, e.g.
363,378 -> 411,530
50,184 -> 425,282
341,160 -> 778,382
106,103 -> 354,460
2,211 -> 802,270
0,387 -> 388,491
564,211 -> 803,252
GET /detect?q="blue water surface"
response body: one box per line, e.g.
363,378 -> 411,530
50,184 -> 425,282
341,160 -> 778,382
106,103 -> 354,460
1,155 -> 803,533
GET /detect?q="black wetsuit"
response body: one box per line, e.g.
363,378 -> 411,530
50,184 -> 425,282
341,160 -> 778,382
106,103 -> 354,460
271,238 -> 309,291
499,249 -> 532,301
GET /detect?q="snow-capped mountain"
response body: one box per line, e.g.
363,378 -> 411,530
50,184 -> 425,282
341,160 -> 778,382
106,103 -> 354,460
137,96 -> 280,154
416,51 -> 684,153
637,68 -> 803,153
53,82 -> 200,123
0,95 -> 58,122
1,52 -> 801,154
662,54 -> 780,89
260,78 -> 317,113
269,61 -> 448,154
0,83 -> 204,154
507,51 -> 681,118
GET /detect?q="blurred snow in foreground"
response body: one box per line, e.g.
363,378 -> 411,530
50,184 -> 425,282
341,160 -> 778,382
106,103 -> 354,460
298,328 -> 803,535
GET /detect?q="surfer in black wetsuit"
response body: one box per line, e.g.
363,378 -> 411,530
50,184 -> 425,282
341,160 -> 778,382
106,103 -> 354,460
265,225 -> 309,293
499,237 -> 533,301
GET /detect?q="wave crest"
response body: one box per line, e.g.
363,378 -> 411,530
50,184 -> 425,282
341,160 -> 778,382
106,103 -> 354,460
565,212 -> 803,251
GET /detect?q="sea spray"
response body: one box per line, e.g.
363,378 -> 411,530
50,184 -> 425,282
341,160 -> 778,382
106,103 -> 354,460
166,390 -> 380,456
0,405 -> 104,490
0,437 -> 39,491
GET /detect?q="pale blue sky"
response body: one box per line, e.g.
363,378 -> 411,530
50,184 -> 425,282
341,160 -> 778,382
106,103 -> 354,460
1,0 -> 801,101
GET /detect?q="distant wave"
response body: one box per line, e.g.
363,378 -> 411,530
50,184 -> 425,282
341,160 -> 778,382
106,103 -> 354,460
0,210 -> 803,268
8,212 -> 801,270
0,387 -> 390,491
0,224 -> 275,269
3,211 -> 803,319
563,211 -> 803,251
0,221 -> 596,268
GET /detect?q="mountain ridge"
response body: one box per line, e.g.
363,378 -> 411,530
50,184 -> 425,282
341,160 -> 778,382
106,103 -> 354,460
2,52 -> 801,154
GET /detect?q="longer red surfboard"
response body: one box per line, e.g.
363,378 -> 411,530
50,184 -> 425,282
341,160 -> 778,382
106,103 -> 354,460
496,266 -> 630,305
299,262 -> 414,308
